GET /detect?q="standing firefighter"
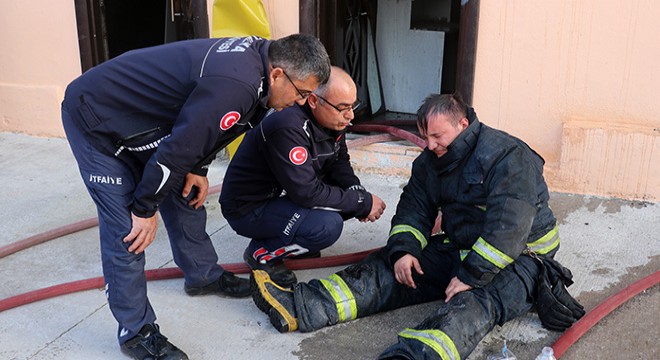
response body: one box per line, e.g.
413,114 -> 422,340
252,93 -> 584,359
61,34 -> 330,359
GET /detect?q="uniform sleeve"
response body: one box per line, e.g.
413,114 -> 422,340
456,147 -> 537,288
322,134 -> 362,189
386,151 -> 438,262
131,76 -> 257,217
264,126 -> 372,218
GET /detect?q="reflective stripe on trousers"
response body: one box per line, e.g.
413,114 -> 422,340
398,328 -> 460,360
319,274 -> 357,322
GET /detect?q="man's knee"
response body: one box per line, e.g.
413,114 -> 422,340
323,212 -> 344,242
302,211 -> 344,247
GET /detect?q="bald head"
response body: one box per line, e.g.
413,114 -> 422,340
309,66 -> 359,131
314,66 -> 356,98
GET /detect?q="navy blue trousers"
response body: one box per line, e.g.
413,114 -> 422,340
225,196 -> 344,262
63,109 -> 224,344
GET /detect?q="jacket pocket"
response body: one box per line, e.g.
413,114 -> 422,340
77,101 -> 104,130
463,171 -> 483,185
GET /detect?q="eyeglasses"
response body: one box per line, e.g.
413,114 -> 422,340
282,70 -> 313,100
316,94 -> 362,114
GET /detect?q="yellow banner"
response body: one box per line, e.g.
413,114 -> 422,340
213,0 -> 270,39
213,0 -> 271,159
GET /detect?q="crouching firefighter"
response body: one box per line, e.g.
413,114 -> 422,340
251,93 -> 585,360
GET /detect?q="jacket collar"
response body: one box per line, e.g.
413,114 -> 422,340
258,40 -> 272,109
431,106 -> 481,174
300,102 -> 344,142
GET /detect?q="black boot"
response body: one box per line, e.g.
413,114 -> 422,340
120,323 -> 188,360
251,269 -> 298,332
289,251 -> 321,259
184,271 -> 251,297
244,248 -> 297,288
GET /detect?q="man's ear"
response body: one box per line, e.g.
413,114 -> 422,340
269,66 -> 283,85
307,93 -> 319,109
459,117 -> 469,130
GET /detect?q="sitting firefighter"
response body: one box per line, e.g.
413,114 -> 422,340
251,93 -> 585,360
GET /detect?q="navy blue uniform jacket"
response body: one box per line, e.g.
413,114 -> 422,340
62,37 -> 272,218
220,103 -> 373,219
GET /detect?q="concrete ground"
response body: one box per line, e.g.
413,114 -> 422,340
0,132 -> 658,360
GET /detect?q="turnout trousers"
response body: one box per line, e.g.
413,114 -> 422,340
62,108 -> 224,344
292,238 -> 542,360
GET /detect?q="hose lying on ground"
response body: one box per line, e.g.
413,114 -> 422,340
552,271 -> 660,358
0,128 -> 415,311
0,128 -> 408,260
0,184 -> 223,260
0,249 -> 380,312
3,126 -> 655,359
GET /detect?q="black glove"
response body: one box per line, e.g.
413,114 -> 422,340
534,257 -> 586,331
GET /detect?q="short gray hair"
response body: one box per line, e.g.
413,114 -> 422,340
269,33 -> 331,85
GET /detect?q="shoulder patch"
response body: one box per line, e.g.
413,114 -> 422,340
220,111 -> 241,130
289,146 -> 308,165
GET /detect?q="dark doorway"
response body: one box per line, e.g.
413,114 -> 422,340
300,0 -> 478,125
105,0 -> 165,59
74,0 -> 209,72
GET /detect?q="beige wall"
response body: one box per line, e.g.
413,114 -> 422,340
0,1 -> 81,137
2,1 -> 657,200
261,0 -> 298,38
0,0 -> 297,139
473,1 -> 660,200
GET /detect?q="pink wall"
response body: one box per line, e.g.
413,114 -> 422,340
1,1 -> 657,200
0,1 -> 81,137
473,1 -> 660,200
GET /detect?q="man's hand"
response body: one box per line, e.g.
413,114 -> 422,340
123,212 -> 159,254
182,173 -> 209,209
361,194 -> 386,222
445,276 -> 472,302
394,254 -> 424,289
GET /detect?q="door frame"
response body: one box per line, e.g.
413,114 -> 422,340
299,0 -> 479,105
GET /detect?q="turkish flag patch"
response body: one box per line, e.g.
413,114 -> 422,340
219,111 -> 241,130
289,146 -> 308,165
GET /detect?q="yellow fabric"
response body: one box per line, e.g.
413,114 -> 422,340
212,0 -> 271,38
212,0 -> 271,159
